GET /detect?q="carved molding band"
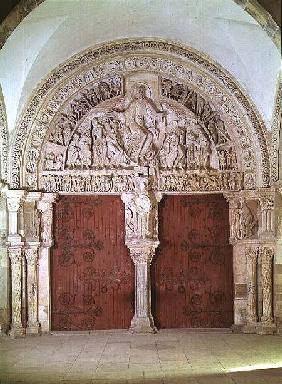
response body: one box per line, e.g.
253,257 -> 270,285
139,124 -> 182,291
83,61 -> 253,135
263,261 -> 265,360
9,39 -> 270,190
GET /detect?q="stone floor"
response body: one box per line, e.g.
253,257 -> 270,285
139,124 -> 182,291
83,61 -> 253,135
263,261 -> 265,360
0,329 -> 281,384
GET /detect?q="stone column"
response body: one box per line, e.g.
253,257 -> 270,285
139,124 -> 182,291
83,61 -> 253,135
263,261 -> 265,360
243,246 -> 258,333
121,176 -> 161,333
37,193 -> 57,332
261,246 -> 274,324
6,190 -> 25,337
129,242 -> 159,333
9,246 -> 24,337
25,244 -> 40,334
256,246 -> 276,334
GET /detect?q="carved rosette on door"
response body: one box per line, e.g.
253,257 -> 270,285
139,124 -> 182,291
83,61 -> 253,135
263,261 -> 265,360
51,195 -> 134,330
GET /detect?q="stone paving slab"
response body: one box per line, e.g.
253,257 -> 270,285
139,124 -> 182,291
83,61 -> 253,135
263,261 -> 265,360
0,330 -> 281,383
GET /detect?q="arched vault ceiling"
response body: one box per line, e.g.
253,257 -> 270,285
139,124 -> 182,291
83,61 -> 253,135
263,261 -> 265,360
0,0 -> 280,136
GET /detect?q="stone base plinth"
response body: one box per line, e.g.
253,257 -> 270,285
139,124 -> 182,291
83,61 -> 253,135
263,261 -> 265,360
9,326 -> 25,338
130,316 -> 157,334
231,324 -> 243,333
242,323 -> 257,334
26,323 -> 41,335
256,322 -> 276,335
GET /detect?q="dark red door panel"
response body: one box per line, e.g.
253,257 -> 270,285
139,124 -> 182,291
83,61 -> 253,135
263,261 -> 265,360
151,194 -> 233,328
51,195 -> 134,330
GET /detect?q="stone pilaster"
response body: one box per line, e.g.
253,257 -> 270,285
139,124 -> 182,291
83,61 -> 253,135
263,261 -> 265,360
25,244 -> 40,334
243,246 -> 258,333
37,193 -> 57,332
6,190 -> 25,337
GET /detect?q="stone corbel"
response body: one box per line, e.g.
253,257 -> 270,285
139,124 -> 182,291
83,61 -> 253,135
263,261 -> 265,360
25,243 -> 40,335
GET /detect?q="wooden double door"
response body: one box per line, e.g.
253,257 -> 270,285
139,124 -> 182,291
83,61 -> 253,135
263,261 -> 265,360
151,194 -> 233,328
51,195 -> 134,330
51,194 -> 233,330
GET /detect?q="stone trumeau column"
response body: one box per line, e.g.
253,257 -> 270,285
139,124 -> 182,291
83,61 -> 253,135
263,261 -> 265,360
122,175 -> 161,333
37,193 -> 57,332
6,189 -> 26,337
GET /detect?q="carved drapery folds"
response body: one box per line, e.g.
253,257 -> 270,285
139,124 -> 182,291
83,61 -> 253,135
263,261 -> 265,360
259,195 -> 275,239
37,76 -> 244,195
38,193 -> 57,247
11,41 -> 269,192
122,176 -> 161,333
225,193 -> 258,244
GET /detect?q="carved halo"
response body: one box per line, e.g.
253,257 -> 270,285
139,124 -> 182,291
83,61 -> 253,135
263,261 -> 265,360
9,39 -> 270,192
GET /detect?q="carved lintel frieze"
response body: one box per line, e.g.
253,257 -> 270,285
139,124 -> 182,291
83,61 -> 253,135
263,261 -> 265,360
260,246 -> 274,325
8,245 -> 25,337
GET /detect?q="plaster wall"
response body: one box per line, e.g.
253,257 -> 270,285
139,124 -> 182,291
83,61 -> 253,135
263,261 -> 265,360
0,0 -> 280,136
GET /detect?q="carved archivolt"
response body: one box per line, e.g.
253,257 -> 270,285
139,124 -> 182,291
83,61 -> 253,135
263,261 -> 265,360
0,87 -> 8,183
9,39 -> 270,192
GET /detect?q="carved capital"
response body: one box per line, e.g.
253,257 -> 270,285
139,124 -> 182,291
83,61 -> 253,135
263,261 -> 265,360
128,241 -> 159,264
246,246 -> 258,263
260,197 -> 274,211
37,193 -> 57,212
25,246 -> 39,265
6,190 -> 25,212
260,246 -> 274,265
8,246 -> 22,264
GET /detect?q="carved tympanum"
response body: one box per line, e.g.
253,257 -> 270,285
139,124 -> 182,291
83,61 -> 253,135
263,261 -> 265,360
42,79 -> 237,173
38,73 -> 242,193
